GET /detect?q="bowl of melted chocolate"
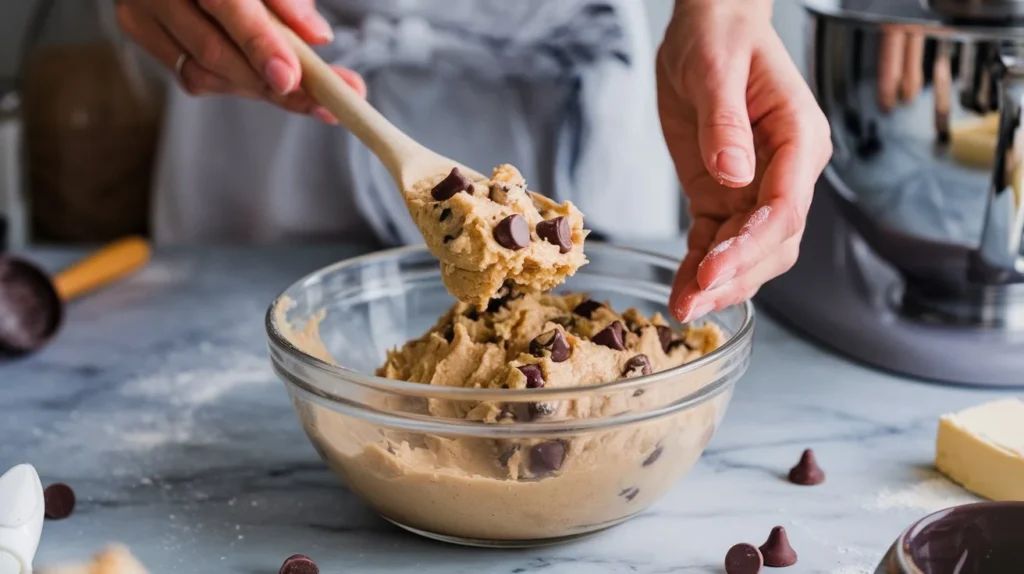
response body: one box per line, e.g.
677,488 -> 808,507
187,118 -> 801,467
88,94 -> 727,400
890,502 -> 1024,574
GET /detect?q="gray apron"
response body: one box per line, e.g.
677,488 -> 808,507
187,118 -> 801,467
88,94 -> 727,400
150,0 -> 678,245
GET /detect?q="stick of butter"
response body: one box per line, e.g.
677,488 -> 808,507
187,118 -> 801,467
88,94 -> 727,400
935,398 -> 1024,501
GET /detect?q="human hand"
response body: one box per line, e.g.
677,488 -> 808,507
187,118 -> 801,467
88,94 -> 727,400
115,0 -> 366,123
877,25 -> 926,113
657,0 -> 832,323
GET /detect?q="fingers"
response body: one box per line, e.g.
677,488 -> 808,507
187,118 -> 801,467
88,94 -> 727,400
877,26 -> 905,112
116,5 -> 185,73
265,0 -> 334,45
691,51 -> 757,187
900,31 -> 925,103
195,0 -> 299,95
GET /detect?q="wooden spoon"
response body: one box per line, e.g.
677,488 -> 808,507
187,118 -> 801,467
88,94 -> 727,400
273,21 -> 485,192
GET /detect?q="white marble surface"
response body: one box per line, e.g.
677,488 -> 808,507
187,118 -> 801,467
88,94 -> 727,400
1,243 -> 1013,574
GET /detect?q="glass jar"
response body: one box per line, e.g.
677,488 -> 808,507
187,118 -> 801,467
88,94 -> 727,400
20,0 -> 163,242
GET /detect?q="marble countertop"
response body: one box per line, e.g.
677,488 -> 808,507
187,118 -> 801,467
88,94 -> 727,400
1,243 -> 1013,574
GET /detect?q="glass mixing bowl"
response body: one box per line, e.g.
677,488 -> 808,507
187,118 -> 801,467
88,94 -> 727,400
265,243 -> 754,547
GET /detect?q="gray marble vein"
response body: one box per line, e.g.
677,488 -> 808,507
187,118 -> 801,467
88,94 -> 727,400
0,242 -> 1012,573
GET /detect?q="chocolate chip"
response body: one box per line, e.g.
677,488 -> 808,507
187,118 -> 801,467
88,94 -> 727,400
518,364 -> 545,389
528,401 -> 556,419
493,214 -> 530,250
788,448 -> 825,486
499,444 -> 520,466
725,543 -> 763,574
530,329 -> 570,363
430,167 -> 472,201
759,526 -> 798,567
279,554 -> 319,574
642,445 -> 663,467
536,216 -> 572,253
439,208 -> 452,222
573,299 -> 603,319
656,325 -> 674,353
623,354 -> 652,378
592,321 -> 625,350
529,441 -> 566,474
44,483 -> 76,520
620,487 -> 640,502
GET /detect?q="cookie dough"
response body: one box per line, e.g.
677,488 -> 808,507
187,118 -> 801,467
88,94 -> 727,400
39,545 -> 148,574
935,398 -> 1024,501
405,164 -> 588,308
288,292 -> 729,541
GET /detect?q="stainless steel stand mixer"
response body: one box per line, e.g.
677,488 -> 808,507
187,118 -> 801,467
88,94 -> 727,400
757,0 -> 1024,386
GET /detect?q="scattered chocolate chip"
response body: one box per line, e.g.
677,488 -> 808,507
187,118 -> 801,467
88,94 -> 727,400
44,483 -> 76,520
620,487 -> 640,502
536,216 -> 572,253
725,543 -> 763,574
493,214 -> 530,250
656,325 -> 674,353
788,448 -> 825,486
530,329 -> 570,363
499,444 -> 520,466
592,321 -> 625,350
529,441 -> 566,474
623,354 -> 652,378
279,554 -> 319,574
439,208 -> 452,222
573,299 -> 603,319
642,445 -> 663,467
518,364 -> 545,389
430,168 -> 472,201
759,526 -> 798,567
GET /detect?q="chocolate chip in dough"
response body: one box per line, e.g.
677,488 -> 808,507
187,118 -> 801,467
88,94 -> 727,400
623,354 -> 652,378
530,329 -> 570,363
529,441 -> 566,474
573,299 -> 603,319
788,449 -> 825,486
439,208 -> 452,222
442,234 -> 455,244
493,214 -> 530,250
592,321 -> 625,351
279,554 -> 319,574
44,483 -> 76,520
536,216 -> 572,253
759,526 -> 798,567
620,487 -> 640,502
528,401 -> 556,419
518,364 -> 545,389
642,445 -> 663,467
725,543 -> 763,574
656,325 -> 674,353
430,167 -> 473,201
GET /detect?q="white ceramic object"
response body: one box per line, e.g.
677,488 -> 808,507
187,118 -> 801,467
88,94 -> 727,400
0,464 -> 44,574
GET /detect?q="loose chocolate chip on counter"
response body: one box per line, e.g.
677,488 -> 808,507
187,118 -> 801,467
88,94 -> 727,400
759,526 -> 798,567
44,483 -> 76,520
536,216 -> 572,253
620,487 -> 640,502
530,329 -> 570,363
656,325 -> 674,353
593,321 -> 625,351
725,543 -> 764,574
430,167 -> 473,201
788,449 -> 825,486
279,554 -> 319,574
623,354 -> 652,378
493,214 -> 530,250
642,445 -> 663,467
439,208 -> 452,222
518,364 -> 545,389
529,441 -> 566,474
573,299 -> 603,319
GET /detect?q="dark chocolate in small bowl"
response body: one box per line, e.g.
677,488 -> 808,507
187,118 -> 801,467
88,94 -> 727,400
878,502 -> 1024,574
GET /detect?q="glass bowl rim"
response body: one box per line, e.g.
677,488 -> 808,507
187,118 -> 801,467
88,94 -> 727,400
265,242 -> 755,402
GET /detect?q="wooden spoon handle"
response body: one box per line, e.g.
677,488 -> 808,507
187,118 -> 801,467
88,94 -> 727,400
53,236 -> 151,301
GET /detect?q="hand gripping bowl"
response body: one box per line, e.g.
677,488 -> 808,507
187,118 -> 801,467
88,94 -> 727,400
266,243 -> 754,547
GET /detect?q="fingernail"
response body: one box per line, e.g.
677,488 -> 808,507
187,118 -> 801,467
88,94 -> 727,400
312,16 -> 334,42
681,303 -> 715,324
705,268 -> 736,292
264,57 -> 296,95
715,147 -> 753,183
313,107 -> 338,125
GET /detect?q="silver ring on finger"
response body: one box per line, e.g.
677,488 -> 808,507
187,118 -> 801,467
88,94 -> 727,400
174,53 -> 188,79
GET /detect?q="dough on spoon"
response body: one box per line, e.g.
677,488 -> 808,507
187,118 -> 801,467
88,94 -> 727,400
405,164 -> 588,308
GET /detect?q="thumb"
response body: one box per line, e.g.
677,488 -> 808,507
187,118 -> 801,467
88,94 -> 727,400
693,55 -> 756,187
